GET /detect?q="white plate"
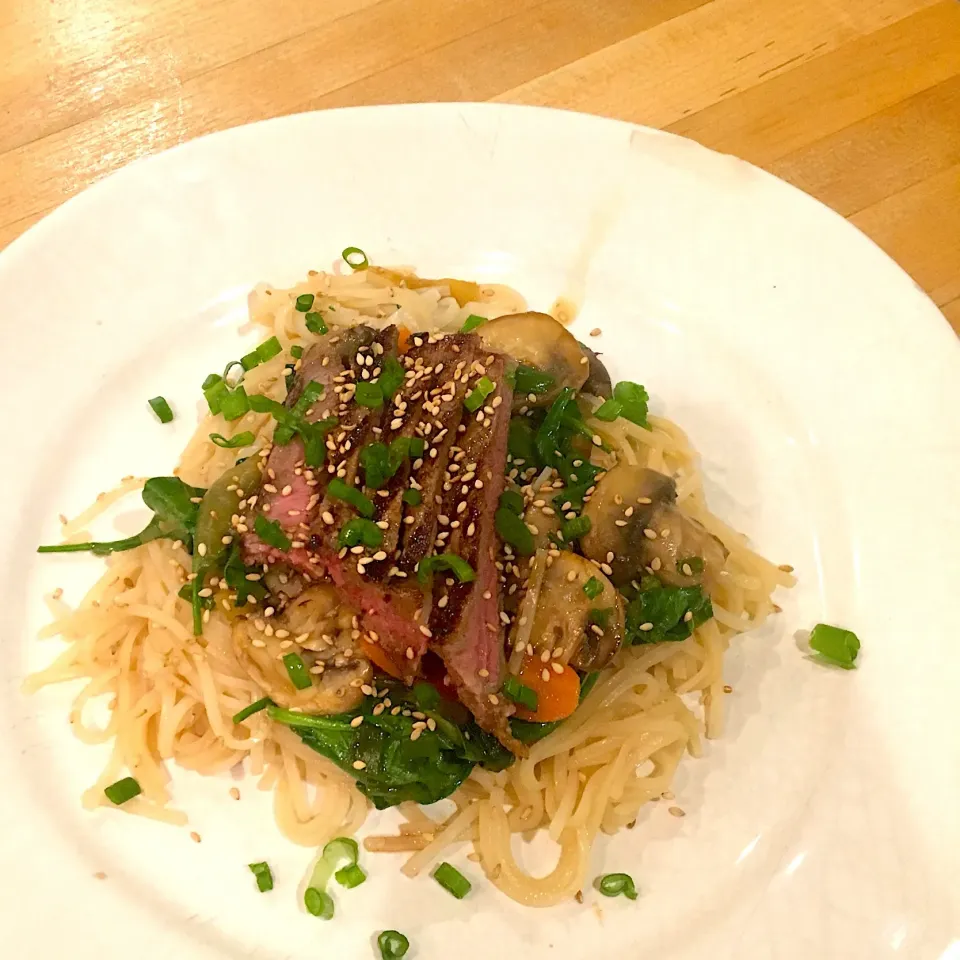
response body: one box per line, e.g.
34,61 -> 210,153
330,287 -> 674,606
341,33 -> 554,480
0,104 -> 958,960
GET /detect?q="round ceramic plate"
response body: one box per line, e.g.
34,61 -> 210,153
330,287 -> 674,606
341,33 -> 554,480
1,104 -> 958,960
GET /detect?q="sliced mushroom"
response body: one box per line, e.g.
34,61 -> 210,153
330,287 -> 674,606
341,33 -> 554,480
579,343 -> 612,399
232,585 -> 371,714
509,551 -> 623,673
523,497 -> 562,553
478,312 -> 588,408
581,464 -> 727,589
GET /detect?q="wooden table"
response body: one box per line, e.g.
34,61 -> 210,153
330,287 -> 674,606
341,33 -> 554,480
4,0 -> 959,332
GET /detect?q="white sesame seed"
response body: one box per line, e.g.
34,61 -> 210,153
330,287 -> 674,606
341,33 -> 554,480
639,622 -> 654,631
683,611 -> 694,622
541,668 -> 551,682
350,716 -> 364,728
352,760 -> 367,770
615,519 -> 628,527
643,528 -> 657,540
405,646 -> 415,659
551,661 -> 564,674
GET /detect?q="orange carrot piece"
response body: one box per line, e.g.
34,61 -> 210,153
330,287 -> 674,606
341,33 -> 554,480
512,655 -> 580,722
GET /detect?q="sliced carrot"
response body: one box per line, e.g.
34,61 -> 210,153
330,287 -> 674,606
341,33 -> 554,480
512,655 -> 580,723
397,326 -> 413,354
359,637 -> 404,680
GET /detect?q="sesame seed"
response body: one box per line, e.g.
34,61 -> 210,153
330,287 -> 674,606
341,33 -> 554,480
488,694 -> 499,705
660,529 -> 670,537
229,787 -> 241,800
190,832 -> 202,843
651,557 -> 662,571
615,519 -> 628,527
350,716 -> 364,728
724,685 -> 733,693
353,760 -> 367,770
639,622 -> 654,631
196,543 -> 207,557
643,528 -> 657,539
541,668 -> 551,682
540,649 -> 551,663
591,435 -> 602,446
419,625 -> 432,637
405,646 -> 415,659
600,562 -> 613,575
668,806 -> 686,818
683,611 -> 693,622
589,327 -> 601,337
551,662 -> 564,674
637,497 -> 652,505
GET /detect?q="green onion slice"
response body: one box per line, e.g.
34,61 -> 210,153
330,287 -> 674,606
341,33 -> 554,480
402,488 -> 422,506
305,311 -> 328,335
282,652 -> 312,690
290,344 -> 303,359
210,431 -> 255,449
219,386 -> 250,421
596,872 -> 638,900
464,375 -> 496,413
432,862 -> 472,899
495,507 -> 534,555
335,863 -> 367,888
327,477 -> 375,518
561,514 -> 591,542
809,623 -> 861,669
417,553 -> 475,585
337,518 -> 384,549
304,887 -> 334,918
232,697 -> 273,724
583,576 -> 604,599
378,931 -> 410,960
148,396 -> 174,423
342,246 -> 370,270
248,862 -> 274,893
514,364 -> 555,396
501,676 -> 538,711
103,777 -> 141,805
354,381 -> 383,408
253,514 -> 292,551
460,314 -> 487,333
295,293 -> 315,312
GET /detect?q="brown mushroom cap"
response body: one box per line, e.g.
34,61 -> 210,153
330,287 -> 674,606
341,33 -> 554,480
478,311 -> 588,408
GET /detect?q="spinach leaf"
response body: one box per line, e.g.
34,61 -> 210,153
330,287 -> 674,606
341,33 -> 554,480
38,477 -> 205,556
625,581 -> 713,644
270,697 -> 513,810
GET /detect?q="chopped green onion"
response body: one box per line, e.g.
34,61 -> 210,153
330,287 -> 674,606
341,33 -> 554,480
354,381 -> 383,408
282,652 -> 312,690
295,293 -> 315,312
498,489 -> 524,514
460,314 -> 487,333
596,872 -> 638,900
378,931 -> 410,960
561,514 -> 591,541
304,887 -> 334,918
202,372 -> 222,391
360,441 -> 401,489
583,576 -> 604,600
417,553 -> 475,585
327,477 -> 375,518
148,396 -> 174,423
495,507 -> 534,555
290,344 -> 303,359
248,862 -> 274,893
204,378 -> 229,415
222,360 -> 245,387
809,623 -> 861,669
593,398 -> 622,421
335,863 -> 367,888
337,518 -> 384,549
103,777 -> 141,805
219,386 -> 250,421
501,676 -> 538,712
232,697 -> 273,724
402,488 -> 422,506
677,556 -> 705,575
342,246 -> 369,270
377,354 -> 406,399
464,375 -> 496,412
210,431 -> 255,449
432,862 -> 472,899
253,514 -> 292,551
408,436 -> 426,457
514,364 -> 555,396
305,311 -> 328,335
323,836 -> 359,866
241,336 -> 283,371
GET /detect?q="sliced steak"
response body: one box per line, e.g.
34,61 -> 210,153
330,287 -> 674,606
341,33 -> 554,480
243,326 -> 522,752
425,351 -> 521,750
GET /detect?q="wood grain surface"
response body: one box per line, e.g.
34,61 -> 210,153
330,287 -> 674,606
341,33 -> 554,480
3,0 -> 959,331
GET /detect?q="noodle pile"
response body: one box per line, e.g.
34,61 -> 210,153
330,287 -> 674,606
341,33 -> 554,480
27,263 -> 794,905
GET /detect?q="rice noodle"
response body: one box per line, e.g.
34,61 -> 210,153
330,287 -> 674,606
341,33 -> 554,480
28,264 -> 793,908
